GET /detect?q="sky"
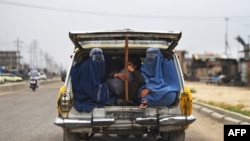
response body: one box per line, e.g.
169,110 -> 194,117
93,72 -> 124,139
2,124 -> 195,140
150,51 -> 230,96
0,0 -> 250,70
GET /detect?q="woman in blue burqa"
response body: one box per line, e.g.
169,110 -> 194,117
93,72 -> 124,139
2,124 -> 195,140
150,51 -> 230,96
70,48 -> 115,112
139,47 -> 180,108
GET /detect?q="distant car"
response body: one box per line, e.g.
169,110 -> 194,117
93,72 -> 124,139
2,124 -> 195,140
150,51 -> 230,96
206,74 -> 226,85
38,72 -> 47,80
0,75 -> 5,84
0,73 -> 23,82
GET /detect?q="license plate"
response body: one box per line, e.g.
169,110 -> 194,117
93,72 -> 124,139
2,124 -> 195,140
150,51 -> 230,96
30,80 -> 36,84
106,112 -> 144,120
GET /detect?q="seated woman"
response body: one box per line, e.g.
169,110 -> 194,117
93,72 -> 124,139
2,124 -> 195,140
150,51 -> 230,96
70,48 -> 115,112
139,47 -> 180,108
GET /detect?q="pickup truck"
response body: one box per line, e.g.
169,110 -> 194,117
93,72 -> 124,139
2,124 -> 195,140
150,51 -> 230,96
54,29 -> 196,141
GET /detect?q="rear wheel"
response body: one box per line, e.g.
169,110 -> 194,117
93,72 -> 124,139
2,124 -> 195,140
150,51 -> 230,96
63,129 -> 80,141
161,131 -> 185,141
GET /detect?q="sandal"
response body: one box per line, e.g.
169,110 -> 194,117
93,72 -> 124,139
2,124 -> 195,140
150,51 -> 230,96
139,101 -> 148,108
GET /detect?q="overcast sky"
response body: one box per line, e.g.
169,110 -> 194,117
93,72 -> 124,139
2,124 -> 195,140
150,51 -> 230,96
0,0 -> 250,70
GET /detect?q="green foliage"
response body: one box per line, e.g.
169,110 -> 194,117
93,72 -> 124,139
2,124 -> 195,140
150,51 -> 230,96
198,100 -> 250,117
190,88 -> 196,93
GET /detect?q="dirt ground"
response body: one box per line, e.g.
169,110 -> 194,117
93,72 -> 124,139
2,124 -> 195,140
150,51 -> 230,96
185,81 -> 250,111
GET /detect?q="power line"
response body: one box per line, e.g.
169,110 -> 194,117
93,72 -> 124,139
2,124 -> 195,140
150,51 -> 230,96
1,0 -> 250,21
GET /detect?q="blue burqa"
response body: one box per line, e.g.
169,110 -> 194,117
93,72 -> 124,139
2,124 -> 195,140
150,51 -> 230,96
71,48 -> 115,112
140,47 -> 180,106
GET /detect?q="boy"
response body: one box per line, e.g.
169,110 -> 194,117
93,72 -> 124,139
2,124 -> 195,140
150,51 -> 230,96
107,57 -> 145,105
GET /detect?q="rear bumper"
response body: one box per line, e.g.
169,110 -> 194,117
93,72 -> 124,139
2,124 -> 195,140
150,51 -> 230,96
138,115 -> 196,125
54,117 -> 92,128
53,114 -> 196,129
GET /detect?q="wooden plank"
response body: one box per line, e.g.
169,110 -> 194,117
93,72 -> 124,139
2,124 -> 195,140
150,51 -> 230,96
124,37 -> 129,101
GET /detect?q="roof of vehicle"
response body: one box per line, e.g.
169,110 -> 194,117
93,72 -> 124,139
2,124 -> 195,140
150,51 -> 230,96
69,28 -> 182,51
0,73 -> 21,77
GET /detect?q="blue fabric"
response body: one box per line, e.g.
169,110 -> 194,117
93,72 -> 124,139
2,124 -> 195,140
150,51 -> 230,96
139,47 -> 179,106
162,59 -> 181,92
70,48 -> 115,112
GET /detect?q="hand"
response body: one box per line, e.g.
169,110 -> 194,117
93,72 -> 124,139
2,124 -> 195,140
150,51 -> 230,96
114,73 -> 127,81
140,88 -> 150,97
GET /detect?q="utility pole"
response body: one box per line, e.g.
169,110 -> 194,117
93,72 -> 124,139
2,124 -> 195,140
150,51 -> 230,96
29,40 -> 38,69
13,38 -> 23,70
225,18 -> 231,58
248,35 -> 250,58
33,40 -> 38,69
248,35 -> 250,47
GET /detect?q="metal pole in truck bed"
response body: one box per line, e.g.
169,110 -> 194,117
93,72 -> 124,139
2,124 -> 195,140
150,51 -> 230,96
124,37 -> 129,101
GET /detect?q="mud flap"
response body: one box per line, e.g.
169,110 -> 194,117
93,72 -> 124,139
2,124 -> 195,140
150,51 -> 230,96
57,85 -> 68,117
180,86 -> 193,129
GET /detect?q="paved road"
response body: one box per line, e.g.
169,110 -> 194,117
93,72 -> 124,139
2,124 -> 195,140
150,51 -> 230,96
0,82 -> 62,141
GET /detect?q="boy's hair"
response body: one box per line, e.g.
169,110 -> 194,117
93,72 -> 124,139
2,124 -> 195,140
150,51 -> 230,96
128,55 -> 141,70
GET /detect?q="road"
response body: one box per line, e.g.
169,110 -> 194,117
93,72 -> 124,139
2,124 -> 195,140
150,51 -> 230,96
0,81 -> 62,141
0,82 -> 224,141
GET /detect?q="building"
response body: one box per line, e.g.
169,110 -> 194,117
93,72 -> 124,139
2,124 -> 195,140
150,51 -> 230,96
175,50 -> 188,74
0,51 -> 21,71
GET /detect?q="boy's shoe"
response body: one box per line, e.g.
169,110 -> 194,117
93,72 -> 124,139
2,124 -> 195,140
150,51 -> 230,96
127,100 -> 136,106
